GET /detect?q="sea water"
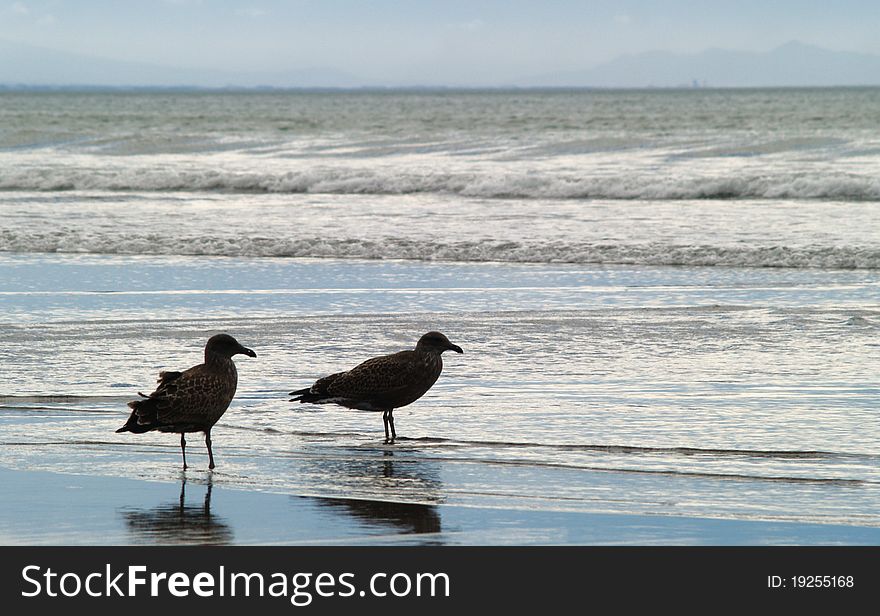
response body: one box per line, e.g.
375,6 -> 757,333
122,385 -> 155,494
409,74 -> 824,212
0,89 -> 878,541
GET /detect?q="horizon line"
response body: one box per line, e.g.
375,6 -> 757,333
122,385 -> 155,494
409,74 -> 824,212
4,83 -> 880,93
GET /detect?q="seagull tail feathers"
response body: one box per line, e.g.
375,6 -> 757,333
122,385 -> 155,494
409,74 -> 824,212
116,397 -> 160,433
288,387 -> 328,404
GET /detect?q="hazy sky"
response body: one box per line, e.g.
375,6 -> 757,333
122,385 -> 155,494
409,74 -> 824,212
2,0 -> 880,84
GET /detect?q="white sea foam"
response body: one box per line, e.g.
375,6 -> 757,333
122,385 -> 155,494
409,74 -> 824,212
4,166 -> 880,200
2,89 -> 880,270
1,230 -> 877,269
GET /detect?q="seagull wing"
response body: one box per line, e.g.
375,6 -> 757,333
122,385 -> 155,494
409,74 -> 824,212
325,351 -> 434,399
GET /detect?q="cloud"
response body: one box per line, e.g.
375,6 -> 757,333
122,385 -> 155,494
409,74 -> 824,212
36,13 -> 55,26
614,14 -> 632,26
11,2 -> 28,15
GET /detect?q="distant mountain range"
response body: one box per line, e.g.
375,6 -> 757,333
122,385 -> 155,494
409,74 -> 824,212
2,39 -> 880,89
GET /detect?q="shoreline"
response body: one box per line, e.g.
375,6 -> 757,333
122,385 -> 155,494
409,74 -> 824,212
2,465 -> 879,546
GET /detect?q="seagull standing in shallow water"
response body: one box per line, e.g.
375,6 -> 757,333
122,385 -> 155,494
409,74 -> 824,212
289,331 -> 463,443
116,333 -> 257,470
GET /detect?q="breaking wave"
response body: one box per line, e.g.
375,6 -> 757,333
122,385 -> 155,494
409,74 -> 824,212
1,231 -> 878,269
3,167 -> 880,200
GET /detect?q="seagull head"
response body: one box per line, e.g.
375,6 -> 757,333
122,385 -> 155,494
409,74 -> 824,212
205,333 -> 257,359
416,331 -> 463,355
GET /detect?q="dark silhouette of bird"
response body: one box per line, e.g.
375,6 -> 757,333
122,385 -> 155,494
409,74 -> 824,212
116,333 -> 257,469
289,331 -> 463,443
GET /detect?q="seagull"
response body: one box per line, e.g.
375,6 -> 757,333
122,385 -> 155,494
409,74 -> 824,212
289,331 -> 463,443
116,333 -> 257,470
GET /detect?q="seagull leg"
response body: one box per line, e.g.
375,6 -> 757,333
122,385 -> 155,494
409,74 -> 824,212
388,409 -> 396,443
180,433 -> 188,470
205,429 -> 216,470
382,410 -> 391,444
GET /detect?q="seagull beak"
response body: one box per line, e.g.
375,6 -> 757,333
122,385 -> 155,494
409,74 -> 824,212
449,343 -> 463,354
240,346 -> 257,358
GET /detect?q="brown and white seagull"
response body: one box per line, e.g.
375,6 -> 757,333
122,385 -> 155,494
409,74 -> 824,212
116,333 -> 257,469
289,331 -> 463,443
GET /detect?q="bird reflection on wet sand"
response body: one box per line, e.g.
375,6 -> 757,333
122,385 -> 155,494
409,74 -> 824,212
307,450 -> 443,541
315,497 -> 442,537
121,476 -> 233,544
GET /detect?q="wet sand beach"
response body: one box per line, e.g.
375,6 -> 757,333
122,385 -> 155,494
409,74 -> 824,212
3,466 -> 880,546
1,255 -> 879,543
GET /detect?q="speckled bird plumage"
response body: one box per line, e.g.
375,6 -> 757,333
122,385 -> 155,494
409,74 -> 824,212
305,350 -> 444,411
124,362 -> 239,434
289,331 -> 463,443
117,333 -> 256,469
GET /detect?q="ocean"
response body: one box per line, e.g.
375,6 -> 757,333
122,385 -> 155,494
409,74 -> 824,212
0,88 -> 878,544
